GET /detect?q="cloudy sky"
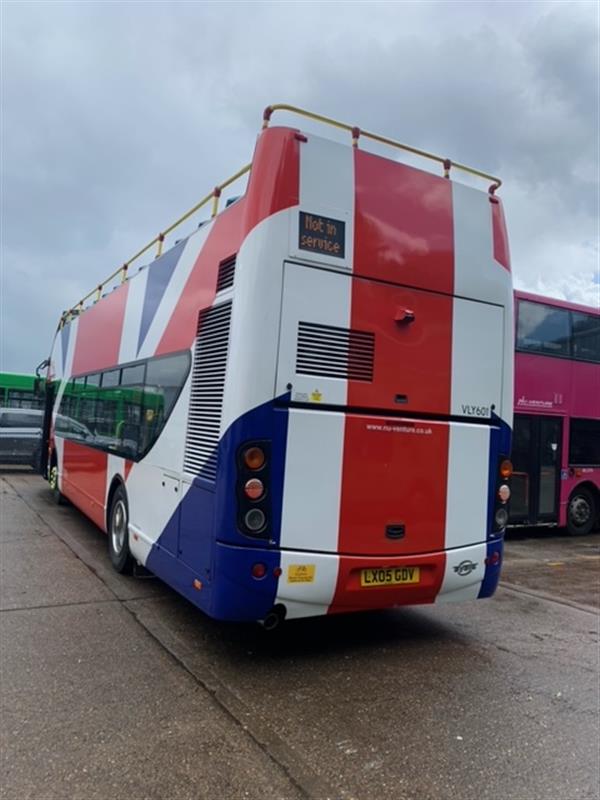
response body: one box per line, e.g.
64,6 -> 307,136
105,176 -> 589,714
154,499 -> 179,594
2,0 -> 598,373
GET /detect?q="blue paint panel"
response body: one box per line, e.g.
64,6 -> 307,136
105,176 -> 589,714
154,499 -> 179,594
215,397 -> 290,549
478,537 -> 504,598
145,394 -> 289,622
137,238 -> 188,355
178,482 -> 215,577
60,322 -> 71,374
479,413 -> 512,599
210,542 -> 281,621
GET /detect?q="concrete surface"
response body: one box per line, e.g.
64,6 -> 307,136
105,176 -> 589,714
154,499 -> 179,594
1,472 -> 599,800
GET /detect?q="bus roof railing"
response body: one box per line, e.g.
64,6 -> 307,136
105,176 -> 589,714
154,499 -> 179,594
60,103 -> 502,328
262,103 -> 502,193
59,162 -> 252,327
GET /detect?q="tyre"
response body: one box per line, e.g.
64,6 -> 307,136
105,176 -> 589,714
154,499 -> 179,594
48,462 -> 65,505
108,485 -> 134,574
567,487 -> 597,536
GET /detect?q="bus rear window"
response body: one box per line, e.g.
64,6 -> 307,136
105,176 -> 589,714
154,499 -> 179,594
569,419 -> 600,466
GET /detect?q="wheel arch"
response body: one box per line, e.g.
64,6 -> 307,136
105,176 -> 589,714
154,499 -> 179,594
106,474 -> 127,532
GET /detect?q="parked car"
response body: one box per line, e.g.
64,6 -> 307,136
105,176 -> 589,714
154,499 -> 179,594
0,407 -> 43,468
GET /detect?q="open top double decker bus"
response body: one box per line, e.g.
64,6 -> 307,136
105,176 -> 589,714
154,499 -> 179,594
43,105 -> 513,626
510,291 -> 599,535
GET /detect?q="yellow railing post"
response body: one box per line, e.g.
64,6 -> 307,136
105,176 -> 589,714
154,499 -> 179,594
262,103 -> 502,192
211,187 -> 221,218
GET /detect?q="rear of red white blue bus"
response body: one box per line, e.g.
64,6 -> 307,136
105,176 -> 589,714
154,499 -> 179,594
47,125 -> 513,624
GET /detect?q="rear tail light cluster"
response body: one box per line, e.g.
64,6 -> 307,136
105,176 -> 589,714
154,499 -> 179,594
238,442 -> 270,537
493,458 -> 513,533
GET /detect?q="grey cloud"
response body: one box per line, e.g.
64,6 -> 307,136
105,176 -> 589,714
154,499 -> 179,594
1,0 -> 598,373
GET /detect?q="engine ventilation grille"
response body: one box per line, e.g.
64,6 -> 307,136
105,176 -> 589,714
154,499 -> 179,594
183,302 -> 232,480
216,256 -> 236,293
296,322 -> 375,382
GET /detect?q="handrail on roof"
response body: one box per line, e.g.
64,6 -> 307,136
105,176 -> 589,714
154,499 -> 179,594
262,103 -> 502,193
61,103 -> 502,328
60,162 -> 252,327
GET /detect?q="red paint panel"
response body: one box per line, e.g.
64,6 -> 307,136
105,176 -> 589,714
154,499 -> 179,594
353,150 -> 454,294
157,127 -> 299,356
71,283 -> 129,375
330,551 -> 446,614
243,127 -> 300,234
337,415 -> 450,558
124,460 -> 134,481
62,440 -> 107,531
492,199 -> 510,270
348,278 -> 452,414
156,200 -> 246,355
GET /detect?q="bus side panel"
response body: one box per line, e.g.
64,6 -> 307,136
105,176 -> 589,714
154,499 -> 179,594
61,439 -> 108,531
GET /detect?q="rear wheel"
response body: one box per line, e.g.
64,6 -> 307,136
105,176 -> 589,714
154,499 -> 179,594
48,462 -> 65,505
567,487 -> 597,536
108,486 -> 134,574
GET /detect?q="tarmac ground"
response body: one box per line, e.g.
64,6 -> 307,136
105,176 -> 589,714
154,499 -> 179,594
1,470 -> 598,800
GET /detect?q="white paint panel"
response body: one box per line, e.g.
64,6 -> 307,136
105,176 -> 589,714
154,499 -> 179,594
275,550 -> 340,619
275,263 -> 351,406
118,267 -> 148,364
450,298 -> 503,419
280,408 -> 344,553
444,423 -> 490,550
221,210 -> 294,434
437,542 -> 487,603
289,133 -> 354,270
452,181 -> 514,424
105,453 -> 125,507
126,461 -> 193,564
137,228 -> 211,360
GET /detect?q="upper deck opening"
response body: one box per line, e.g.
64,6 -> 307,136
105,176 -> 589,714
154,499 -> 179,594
57,104 -> 503,330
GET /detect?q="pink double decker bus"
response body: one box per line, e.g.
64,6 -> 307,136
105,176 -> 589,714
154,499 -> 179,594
43,105 -> 514,626
511,291 -> 600,535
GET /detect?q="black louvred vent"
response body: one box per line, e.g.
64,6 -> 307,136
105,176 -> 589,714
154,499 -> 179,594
296,322 -> 375,382
183,302 -> 232,480
216,256 -> 236,292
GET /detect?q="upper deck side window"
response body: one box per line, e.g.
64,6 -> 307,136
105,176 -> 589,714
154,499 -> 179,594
516,300 -> 570,357
516,299 -> 599,363
572,311 -> 600,363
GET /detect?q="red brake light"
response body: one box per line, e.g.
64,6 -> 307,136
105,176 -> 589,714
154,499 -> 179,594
244,478 -> 264,500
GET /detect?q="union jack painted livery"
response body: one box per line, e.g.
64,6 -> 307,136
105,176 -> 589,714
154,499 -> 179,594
45,111 -> 514,624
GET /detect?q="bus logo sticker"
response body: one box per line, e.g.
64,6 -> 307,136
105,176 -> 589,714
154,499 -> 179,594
299,212 -> 345,258
453,560 -> 478,577
310,389 -> 322,402
287,564 -> 316,584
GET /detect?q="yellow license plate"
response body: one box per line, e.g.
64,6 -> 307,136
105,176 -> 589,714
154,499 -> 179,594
360,566 -> 420,587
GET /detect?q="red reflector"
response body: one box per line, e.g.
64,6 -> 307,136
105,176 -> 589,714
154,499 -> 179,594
485,552 -> 501,567
273,567 -> 282,578
251,563 -> 267,579
193,578 -> 203,590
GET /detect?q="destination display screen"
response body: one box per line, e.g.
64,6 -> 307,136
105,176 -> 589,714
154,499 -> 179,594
298,212 -> 345,259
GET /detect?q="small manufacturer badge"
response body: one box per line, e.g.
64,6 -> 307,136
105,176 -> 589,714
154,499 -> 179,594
310,389 -> 322,402
453,560 -> 478,577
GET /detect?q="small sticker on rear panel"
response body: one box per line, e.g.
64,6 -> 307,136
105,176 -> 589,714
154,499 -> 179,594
287,564 -> 316,583
299,212 -> 345,258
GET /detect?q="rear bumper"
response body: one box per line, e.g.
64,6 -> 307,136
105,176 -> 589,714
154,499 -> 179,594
211,539 -> 503,622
